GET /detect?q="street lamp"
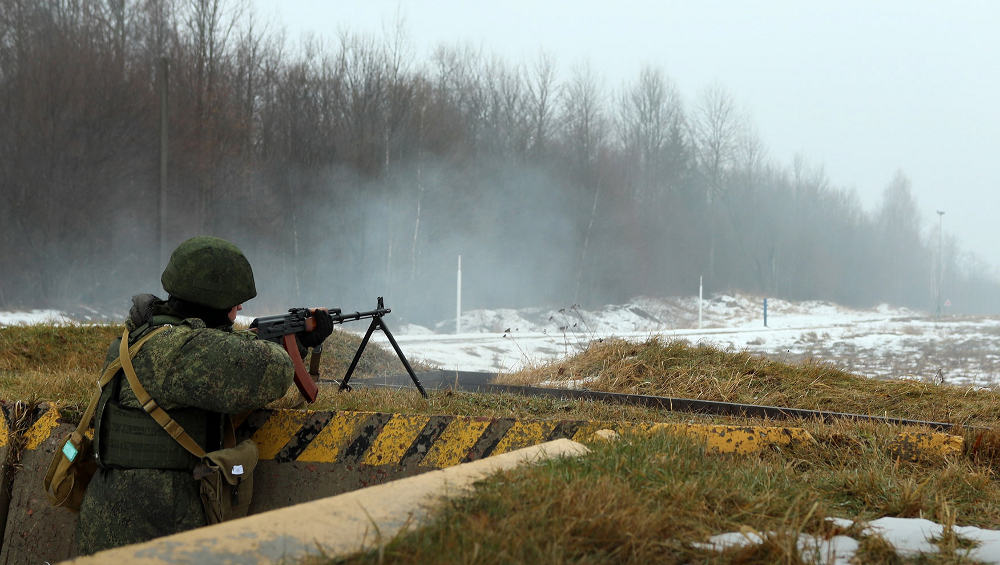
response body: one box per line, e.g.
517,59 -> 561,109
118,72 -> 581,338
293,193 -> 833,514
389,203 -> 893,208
936,210 -> 945,318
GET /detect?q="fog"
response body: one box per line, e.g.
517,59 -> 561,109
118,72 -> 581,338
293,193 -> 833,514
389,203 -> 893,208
2,0 -> 999,325
259,0 -> 1000,269
239,159 -> 583,323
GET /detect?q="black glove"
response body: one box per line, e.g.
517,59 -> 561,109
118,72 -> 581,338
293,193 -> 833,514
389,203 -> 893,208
297,309 -> 334,348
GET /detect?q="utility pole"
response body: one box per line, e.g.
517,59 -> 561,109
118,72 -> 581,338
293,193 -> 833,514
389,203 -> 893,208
936,210 -> 945,319
158,56 -> 169,266
456,255 -> 462,334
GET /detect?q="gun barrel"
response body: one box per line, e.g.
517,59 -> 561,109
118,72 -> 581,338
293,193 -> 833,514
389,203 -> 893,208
332,307 -> 390,324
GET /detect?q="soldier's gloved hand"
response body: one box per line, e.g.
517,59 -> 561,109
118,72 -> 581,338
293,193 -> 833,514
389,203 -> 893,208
297,309 -> 334,348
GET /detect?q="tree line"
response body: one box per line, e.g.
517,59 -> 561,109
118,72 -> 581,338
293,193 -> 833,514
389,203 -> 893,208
1,0 -> 996,323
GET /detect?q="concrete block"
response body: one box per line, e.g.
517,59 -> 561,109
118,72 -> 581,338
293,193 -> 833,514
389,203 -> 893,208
890,431 -> 964,461
0,406 -> 78,565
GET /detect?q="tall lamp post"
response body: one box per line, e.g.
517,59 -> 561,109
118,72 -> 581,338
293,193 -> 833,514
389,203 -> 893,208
936,210 -> 945,318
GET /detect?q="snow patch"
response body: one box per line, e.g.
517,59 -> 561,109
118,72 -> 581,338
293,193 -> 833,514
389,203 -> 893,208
695,516 -> 1000,563
0,310 -> 74,326
6,294 -> 1000,385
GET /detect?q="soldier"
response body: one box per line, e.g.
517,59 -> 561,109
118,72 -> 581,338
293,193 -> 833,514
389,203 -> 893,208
76,236 -> 333,554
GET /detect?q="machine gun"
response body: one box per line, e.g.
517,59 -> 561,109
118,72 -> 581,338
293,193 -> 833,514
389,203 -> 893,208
250,297 -> 427,402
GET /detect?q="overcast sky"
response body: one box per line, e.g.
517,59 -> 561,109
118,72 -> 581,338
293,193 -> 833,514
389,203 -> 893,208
253,0 -> 1000,271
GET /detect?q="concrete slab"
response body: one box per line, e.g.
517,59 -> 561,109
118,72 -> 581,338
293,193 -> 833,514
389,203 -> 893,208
63,439 -> 591,564
0,406 -> 78,565
890,431 -> 964,460
0,402 -> 15,549
250,460 -> 420,513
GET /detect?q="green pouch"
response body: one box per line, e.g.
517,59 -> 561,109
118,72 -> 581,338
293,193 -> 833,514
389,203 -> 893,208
194,439 -> 259,524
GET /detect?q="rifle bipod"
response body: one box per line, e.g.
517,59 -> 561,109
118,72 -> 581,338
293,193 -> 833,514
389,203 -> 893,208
335,297 -> 428,398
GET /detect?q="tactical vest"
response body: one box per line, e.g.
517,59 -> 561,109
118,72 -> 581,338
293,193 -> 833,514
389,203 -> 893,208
93,317 -> 224,471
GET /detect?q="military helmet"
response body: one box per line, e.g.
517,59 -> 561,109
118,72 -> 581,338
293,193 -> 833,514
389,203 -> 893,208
161,236 -> 257,310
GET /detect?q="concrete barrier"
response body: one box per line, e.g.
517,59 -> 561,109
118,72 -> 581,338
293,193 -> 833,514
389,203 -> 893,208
242,410 -> 821,510
890,430 -> 964,461
0,405 -> 79,565
0,403 -> 963,563
63,439 -> 592,564
0,402 -> 14,550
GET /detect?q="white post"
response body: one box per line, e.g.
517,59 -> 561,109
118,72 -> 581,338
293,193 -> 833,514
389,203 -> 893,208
698,276 -> 703,329
456,255 -> 462,334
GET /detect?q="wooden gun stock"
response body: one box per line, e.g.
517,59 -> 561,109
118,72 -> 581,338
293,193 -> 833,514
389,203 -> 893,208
281,334 -> 319,403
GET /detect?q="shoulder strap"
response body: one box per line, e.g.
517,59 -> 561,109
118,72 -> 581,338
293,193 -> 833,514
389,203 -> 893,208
117,327 -> 208,458
73,326 -> 170,444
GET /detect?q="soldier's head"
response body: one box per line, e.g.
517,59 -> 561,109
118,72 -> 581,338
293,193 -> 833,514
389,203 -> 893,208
161,236 -> 257,318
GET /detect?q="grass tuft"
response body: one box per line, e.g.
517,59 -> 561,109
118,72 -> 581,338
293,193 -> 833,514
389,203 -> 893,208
502,336 -> 1000,428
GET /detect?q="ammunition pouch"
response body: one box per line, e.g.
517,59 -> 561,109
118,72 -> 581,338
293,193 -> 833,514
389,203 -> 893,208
195,439 -> 259,524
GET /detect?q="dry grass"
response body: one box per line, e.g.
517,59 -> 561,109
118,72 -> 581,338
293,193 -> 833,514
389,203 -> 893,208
0,323 -> 122,405
335,428 -> 1000,564
500,336 -> 1000,428
0,324 -> 404,409
322,337 -> 1000,564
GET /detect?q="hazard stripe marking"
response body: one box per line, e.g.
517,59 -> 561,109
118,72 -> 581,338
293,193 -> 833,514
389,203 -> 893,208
398,416 -> 451,466
341,413 -> 392,463
251,410 -> 312,460
493,420 -> 558,455
24,405 -> 61,450
421,417 -> 493,468
571,422 -> 603,443
7,403 -> 961,467
275,411 -> 335,463
238,409 -> 272,439
464,419 -> 514,462
548,421 -> 583,442
297,411 -> 371,463
0,404 -> 9,449
891,431 -> 963,460
680,425 -> 770,455
364,414 -> 431,466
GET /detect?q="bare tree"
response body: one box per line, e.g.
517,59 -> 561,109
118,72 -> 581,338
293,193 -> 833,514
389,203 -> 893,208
691,83 -> 741,203
559,62 -> 608,301
525,51 -> 556,159
617,66 -> 685,202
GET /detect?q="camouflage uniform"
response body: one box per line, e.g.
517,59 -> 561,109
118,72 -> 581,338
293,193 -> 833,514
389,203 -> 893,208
76,299 -> 293,554
76,237 -> 296,554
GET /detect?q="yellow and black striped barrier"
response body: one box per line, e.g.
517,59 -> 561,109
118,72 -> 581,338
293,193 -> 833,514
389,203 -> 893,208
0,405 -> 968,466
0,404 -> 969,466
241,409 -> 817,465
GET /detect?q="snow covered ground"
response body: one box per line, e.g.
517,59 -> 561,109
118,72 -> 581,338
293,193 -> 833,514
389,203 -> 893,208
4,294 -> 1000,387
698,516 -> 1000,563
366,295 -> 1000,388
0,309 -> 75,325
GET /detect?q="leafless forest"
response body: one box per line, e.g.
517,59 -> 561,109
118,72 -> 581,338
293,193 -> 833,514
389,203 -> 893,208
2,0 -> 997,323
